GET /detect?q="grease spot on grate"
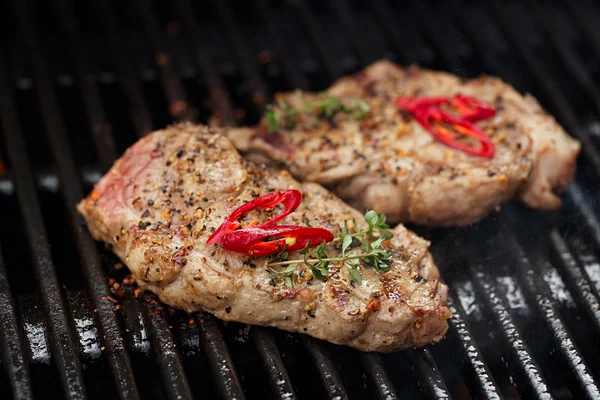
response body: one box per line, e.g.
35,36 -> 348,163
24,322 -> 50,364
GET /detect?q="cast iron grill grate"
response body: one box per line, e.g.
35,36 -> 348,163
1,0 -> 600,399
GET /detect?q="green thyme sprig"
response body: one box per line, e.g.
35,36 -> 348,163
266,100 -> 298,132
267,210 -> 393,286
265,91 -> 371,132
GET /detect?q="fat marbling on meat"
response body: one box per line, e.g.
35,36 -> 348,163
77,123 -> 450,352
227,60 -> 581,226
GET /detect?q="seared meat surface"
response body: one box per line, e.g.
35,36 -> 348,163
77,123 -> 450,352
227,60 -> 580,226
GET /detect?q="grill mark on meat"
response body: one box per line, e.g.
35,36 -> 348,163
328,283 -> 351,309
381,274 -> 406,304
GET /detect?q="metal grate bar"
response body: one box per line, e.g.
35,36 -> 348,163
75,1 -> 189,398
485,1 -> 600,176
141,297 -> 193,400
446,295 -> 501,400
329,0 -> 375,65
447,0 -> 527,94
255,0 -> 308,90
214,0 -> 270,107
549,229 -> 600,333
302,337 -> 349,400
173,0 -> 237,126
0,250 -> 33,400
370,0 -> 416,65
529,0 -> 600,115
361,353 -> 399,400
415,349 -> 452,400
251,328 -> 297,399
198,314 -> 246,400
48,0 -> 148,396
51,0 -> 118,170
0,57 -> 86,399
129,0 -> 195,122
292,1 -> 344,80
90,0 -> 153,137
411,1 -> 464,74
567,184 -> 600,254
12,1 -> 148,398
472,268 -> 555,399
504,228 -> 600,399
565,0 -> 600,59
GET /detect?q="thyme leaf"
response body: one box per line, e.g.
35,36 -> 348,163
268,210 -> 394,285
264,93 -> 371,133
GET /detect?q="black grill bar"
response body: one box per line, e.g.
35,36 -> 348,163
549,230 -> 600,333
568,184 -> 600,254
255,0 -> 308,90
0,250 -> 33,399
198,314 -> 246,400
530,0 -> 600,115
131,0 -> 196,122
0,57 -> 86,399
214,0 -> 270,107
371,0 -> 415,65
141,298 -> 193,400
293,1 -> 344,80
301,337 -> 349,400
51,0 -> 118,171
360,353 -> 399,400
565,0 -> 600,59
486,1 -> 600,175
11,1 -> 143,398
415,349 -> 452,400
251,328 -> 297,399
447,0 -> 526,90
471,267 -> 555,400
446,296 -> 501,400
87,0 -> 200,395
329,0 -> 375,65
411,1 -> 463,75
503,227 -> 600,399
89,0 -> 153,137
173,0 -> 237,126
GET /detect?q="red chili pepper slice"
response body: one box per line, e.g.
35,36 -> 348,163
395,96 -> 448,111
396,94 -> 496,158
412,106 -> 495,158
219,226 -> 334,256
450,95 -> 496,121
396,95 -> 496,121
206,190 -> 334,257
207,190 -> 302,246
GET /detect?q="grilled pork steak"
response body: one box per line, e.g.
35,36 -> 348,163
77,123 -> 450,352
227,60 -> 581,226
